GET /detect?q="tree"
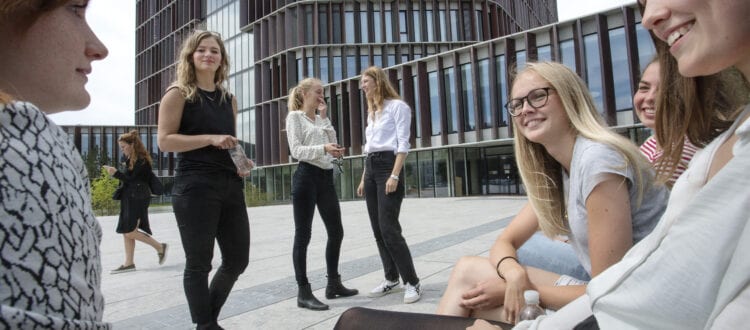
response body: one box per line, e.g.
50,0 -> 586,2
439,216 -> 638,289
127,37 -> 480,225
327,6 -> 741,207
91,167 -> 120,216
83,146 -> 113,184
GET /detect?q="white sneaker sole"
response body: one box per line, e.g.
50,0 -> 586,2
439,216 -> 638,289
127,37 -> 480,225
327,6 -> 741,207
367,286 -> 402,298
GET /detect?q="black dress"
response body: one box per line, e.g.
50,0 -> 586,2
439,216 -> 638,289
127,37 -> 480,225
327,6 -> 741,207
114,158 -> 153,234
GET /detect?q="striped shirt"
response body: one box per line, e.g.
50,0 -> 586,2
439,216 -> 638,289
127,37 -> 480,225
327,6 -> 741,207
640,135 -> 699,185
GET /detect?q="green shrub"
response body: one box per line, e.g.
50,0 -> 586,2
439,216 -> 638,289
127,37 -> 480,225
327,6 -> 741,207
91,168 -> 120,216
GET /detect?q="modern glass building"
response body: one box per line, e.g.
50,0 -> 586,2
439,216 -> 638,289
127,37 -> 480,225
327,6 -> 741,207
63,1 -> 656,206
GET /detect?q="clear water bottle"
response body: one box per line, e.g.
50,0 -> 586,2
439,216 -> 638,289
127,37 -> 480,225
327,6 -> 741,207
228,144 -> 253,176
519,290 -> 546,321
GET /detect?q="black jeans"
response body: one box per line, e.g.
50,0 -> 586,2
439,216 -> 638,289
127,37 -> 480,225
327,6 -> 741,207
364,152 -> 419,285
172,172 -> 250,325
291,161 -> 344,285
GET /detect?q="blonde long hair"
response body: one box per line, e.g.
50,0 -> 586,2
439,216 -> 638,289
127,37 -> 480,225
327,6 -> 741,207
512,62 -> 651,237
288,78 -> 322,111
361,66 -> 400,121
169,30 -> 230,103
119,130 -> 152,170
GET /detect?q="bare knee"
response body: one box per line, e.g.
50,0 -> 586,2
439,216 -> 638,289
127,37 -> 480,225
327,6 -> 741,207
124,230 -> 139,240
452,256 -> 491,284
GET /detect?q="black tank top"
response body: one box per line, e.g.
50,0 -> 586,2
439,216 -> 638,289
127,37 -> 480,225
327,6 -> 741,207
175,88 -> 237,176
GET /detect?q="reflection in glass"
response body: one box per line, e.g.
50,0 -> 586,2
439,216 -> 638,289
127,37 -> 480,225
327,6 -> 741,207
477,59 -> 491,128
515,50 -> 527,70
418,150 -> 434,197
360,12 -> 369,42
609,27 -> 633,111
537,45 -> 552,62
460,63 -> 476,131
584,33 -> 604,112
333,56 -> 342,81
428,71 -> 441,136
399,11 -> 408,42
320,56 -> 329,84
413,11 -> 422,42
345,11 -> 355,43
434,149 -> 450,197
426,10 -> 435,41
559,39 -> 575,71
405,153 -> 419,197
444,67 -> 458,133
495,55 -> 508,127
636,23 -> 656,72
385,10 -> 393,42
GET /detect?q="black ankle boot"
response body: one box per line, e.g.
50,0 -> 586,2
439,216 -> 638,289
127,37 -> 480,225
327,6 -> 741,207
297,283 -> 329,310
325,275 -> 359,299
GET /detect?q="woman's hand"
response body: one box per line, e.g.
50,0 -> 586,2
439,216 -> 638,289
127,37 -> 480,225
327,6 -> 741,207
324,143 -> 343,157
102,165 -> 116,176
357,181 -> 365,197
385,177 -> 398,194
459,277 -> 506,311
209,135 -> 237,149
502,267 -> 534,324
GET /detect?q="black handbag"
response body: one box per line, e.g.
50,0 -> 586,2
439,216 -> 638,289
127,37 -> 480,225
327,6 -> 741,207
149,172 -> 164,195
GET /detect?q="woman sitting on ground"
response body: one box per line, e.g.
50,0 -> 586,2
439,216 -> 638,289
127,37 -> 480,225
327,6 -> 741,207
435,61 -> 668,324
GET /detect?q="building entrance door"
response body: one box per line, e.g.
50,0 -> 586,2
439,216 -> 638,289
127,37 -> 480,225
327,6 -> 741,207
483,154 -> 521,195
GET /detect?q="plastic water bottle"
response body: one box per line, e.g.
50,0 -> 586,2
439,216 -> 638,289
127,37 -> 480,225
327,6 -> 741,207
228,144 -> 253,176
519,290 -> 545,321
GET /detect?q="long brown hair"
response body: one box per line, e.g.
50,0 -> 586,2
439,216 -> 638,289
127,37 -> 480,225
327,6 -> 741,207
637,2 -> 750,184
169,30 -> 230,103
1,0 -> 68,101
118,130 -> 152,170
361,66 -> 400,121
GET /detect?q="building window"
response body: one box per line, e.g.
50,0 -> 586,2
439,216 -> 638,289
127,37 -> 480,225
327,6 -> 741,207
477,59 -> 492,128
413,11 -> 422,42
346,54 -> 357,79
320,56 -> 329,84
332,5 -> 341,44
450,10 -> 460,41
399,11 -> 408,42
584,33 -> 604,113
307,56 -> 315,78
428,71 -> 441,136
384,10 -> 393,42
319,5 -> 328,44
360,11 -> 369,42
495,54 -> 508,127
425,10 -> 435,41
559,39 -> 575,71
305,6 -> 313,44
332,56 -> 343,81
460,63 -> 476,131
439,10 -> 448,41
475,10 -> 483,41
434,149 -> 450,197
635,23 -> 656,72
537,45 -> 552,62
418,150 -> 435,197
515,50 -> 527,69
413,75 -> 421,138
345,11 -> 355,43
444,67 -> 458,134
373,8 -> 382,42
609,27 -> 633,111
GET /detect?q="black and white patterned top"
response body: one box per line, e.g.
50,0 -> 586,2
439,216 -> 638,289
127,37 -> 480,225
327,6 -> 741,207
0,101 -> 108,329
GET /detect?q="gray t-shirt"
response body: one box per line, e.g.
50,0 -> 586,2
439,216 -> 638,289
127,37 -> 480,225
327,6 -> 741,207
565,136 -> 668,275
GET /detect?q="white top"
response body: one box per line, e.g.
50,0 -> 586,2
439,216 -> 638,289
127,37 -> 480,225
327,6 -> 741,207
285,110 -> 338,170
0,101 -> 107,328
565,137 -> 668,275
514,104 -> 750,330
364,99 -> 411,154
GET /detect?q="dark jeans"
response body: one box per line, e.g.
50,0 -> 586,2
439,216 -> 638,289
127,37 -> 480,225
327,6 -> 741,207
291,162 -> 344,285
172,172 -> 250,325
364,151 -> 419,285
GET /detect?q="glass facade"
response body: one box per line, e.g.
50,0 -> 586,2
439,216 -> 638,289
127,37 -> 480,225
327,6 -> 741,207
70,2 -> 656,206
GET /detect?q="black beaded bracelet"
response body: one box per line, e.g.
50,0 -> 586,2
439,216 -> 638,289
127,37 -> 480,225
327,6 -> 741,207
495,256 -> 518,280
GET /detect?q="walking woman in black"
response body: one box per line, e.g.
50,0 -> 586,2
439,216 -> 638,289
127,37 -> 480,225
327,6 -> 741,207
357,66 -> 421,304
104,130 -> 167,274
286,78 -> 359,311
157,30 -> 252,330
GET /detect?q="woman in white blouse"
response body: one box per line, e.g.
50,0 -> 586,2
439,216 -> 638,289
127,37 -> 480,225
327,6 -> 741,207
286,78 -> 358,311
357,66 -> 422,304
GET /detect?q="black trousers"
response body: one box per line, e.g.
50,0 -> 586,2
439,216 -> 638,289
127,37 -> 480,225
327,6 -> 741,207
172,172 -> 250,325
364,151 -> 419,285
334,307 -> 513,330
291,162 -> 344,285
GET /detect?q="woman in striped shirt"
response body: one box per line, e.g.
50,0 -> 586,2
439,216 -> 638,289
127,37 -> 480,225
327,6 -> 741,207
634,60 -> 699,186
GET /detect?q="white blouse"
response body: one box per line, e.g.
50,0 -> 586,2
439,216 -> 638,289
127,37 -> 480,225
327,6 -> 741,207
285,110 -> 338,170
364,99 -> 411,154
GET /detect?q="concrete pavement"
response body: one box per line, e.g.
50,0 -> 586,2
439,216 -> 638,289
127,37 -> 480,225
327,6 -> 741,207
98,196 -> 527,329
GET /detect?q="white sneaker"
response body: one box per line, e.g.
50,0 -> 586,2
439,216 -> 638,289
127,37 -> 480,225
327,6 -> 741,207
403,282 -> 422,304
368,279 -> 400,298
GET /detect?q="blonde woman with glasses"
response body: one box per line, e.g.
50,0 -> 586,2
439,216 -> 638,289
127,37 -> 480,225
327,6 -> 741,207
436,62 -> 668,324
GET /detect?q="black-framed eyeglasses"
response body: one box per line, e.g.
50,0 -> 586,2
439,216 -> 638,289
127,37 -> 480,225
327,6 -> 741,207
505,87 -> 555,117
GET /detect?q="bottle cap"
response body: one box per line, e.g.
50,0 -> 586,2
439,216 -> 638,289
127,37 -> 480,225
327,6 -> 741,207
524,290 -> 540,304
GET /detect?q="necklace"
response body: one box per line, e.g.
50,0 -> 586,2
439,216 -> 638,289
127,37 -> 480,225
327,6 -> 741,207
201,89 -> 216,101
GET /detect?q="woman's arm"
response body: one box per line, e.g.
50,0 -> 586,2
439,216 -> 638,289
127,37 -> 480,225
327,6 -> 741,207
586,173 -> 633,276
157,88 -> 237,152
110,159 -> 151,183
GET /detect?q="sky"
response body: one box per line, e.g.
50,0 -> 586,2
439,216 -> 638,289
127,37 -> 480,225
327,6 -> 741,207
48,0 -> 635,126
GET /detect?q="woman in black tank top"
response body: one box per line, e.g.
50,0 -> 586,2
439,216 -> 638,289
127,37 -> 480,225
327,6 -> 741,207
157,30 -> 253,330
